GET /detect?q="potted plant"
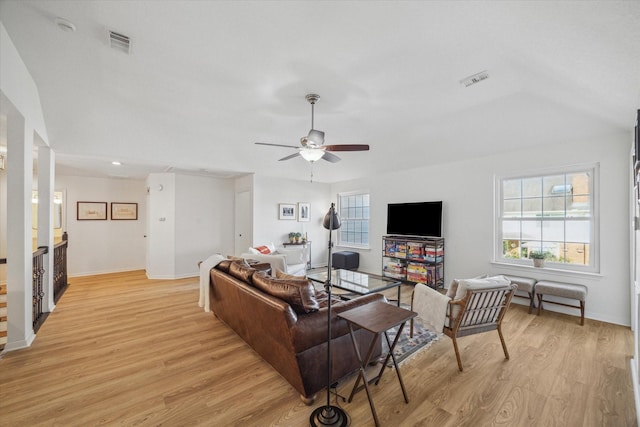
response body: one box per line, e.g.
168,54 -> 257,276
294,232 -> 302,243
530,251 -> 547,268
288,232 -> 295,243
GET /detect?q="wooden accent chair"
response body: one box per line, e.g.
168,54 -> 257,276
444,283 -> 517,371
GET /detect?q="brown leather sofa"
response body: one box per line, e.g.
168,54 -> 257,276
209,259 -> 384,404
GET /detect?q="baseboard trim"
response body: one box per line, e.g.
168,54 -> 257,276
631,358 -> 640,425
146,272 -> 197,280
68,268 -> 145,278
3,331 -> 36,352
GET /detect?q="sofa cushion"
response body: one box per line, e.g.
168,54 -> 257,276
252,272 -> 319,314
229,260 -> 256,284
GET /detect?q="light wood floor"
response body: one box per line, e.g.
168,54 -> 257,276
0,270 -> 636,426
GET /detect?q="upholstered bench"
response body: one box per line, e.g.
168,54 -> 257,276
503,275 -> 537,314
535,280 -> 588,325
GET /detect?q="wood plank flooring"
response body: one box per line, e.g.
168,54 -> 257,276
0,270 -> 636,426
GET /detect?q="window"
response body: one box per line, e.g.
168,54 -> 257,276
337,191 -> 370,248
495,165 -> 598,272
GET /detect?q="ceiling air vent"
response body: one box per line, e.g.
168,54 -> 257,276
460,70 -> 489,87
107,30 -> 132,54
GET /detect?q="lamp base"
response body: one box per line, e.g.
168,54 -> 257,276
309,405 -> 348,427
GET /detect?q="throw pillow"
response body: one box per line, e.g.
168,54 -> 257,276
229,259 -> 256,284
216,259 -> 233,273
252,272 -> 319,314
454,275 -> 511,301
248,242 -> 277,255
275,268 -> 305,280
446,274 -> 488,299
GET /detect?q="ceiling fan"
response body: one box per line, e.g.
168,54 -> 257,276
255,94 -> 369,163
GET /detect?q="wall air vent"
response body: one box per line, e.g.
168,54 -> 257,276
107,30 -> 132,54
460,70 -> 489,87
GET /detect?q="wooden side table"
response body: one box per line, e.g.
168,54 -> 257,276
337,301 -> 417,427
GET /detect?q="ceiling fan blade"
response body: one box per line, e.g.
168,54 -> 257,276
322,144 -> 370,152
321,151 -> 341,163
255,142 -> 300,149
307,129 -> 325,145
278,152 -> 302,161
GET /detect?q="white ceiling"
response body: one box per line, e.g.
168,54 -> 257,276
1,0 -> 639,183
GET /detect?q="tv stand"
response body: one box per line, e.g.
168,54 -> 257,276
382,235 -> 444,290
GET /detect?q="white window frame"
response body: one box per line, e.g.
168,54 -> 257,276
337,190 -> 370,249
494,163 -> 600,274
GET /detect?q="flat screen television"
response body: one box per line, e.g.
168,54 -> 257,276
386,201 -> 442,237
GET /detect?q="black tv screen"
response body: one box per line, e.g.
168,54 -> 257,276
386,201 -> 443,237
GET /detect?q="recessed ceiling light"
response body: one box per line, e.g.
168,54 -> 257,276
55,17 -> 76,33
112,161 -> 122,166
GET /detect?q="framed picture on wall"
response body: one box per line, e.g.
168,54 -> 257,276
111,202 -> 138,220
279,203 -> 296,220
77,202 -> 107,220
298,203 -> 310,222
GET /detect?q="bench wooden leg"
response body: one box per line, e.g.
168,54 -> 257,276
536,294 -> 586,326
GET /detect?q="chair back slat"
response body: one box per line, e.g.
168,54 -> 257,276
458,286 -> 514,330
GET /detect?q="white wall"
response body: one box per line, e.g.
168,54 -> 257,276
146,172 -> 235,279
146,173 -> 175,279
332,132 -> 631,326
253,175 -> 331,268
56,175 -> 147,276
0,23 -> 48,144
174,174 -> 235,277
0,168 -> 6,283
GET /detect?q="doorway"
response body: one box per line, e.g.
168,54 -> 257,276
234,190 -> 251,256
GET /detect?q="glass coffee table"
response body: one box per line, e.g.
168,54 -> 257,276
307,269 -> 402,306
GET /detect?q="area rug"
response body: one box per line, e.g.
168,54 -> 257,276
381,315 -> 442,367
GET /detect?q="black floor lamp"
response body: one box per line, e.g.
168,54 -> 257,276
309,202 -> 348,427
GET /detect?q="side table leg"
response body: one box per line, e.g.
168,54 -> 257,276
377,322 -> 410,403
346,324 -> 381,427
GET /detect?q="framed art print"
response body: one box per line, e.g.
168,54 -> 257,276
298,203 -> 310,222
77,202 -> 108,220
279,203 -> 296,220
111,202 -> 138,220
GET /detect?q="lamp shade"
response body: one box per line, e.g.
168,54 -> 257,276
323,204 -> 341,230
300,148 -> 325,162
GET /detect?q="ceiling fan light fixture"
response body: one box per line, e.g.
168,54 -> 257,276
300,148 -> 324,162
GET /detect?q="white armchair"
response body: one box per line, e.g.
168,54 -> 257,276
241,245 -> 309,277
